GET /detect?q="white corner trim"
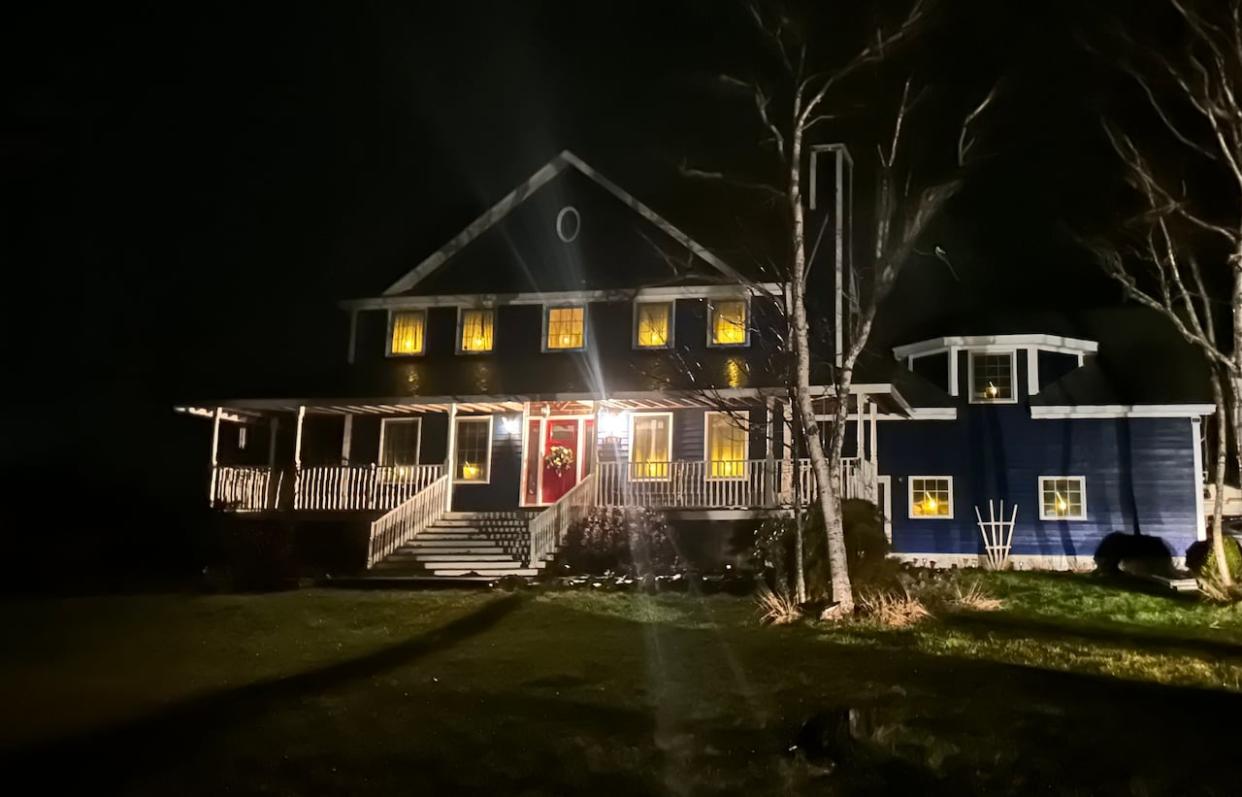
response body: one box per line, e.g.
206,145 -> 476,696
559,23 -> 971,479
892,334 -> 1099,361
1030,404 -> 1216,419
948,346 -> 959,397
1026,347 -> 1039,396
1193,417 -> 1207,541
383,150 -> 740,296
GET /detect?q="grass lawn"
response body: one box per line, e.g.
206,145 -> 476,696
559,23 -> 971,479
2,573 -> 1241,795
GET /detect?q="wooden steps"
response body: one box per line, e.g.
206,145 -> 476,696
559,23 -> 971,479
367,510 -> 541,578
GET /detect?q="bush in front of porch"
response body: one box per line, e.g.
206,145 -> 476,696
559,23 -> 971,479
558,507 -> 679,578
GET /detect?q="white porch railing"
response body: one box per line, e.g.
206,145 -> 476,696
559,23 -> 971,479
528,472 -> 596,565
211,465 -> 281,511
367,473 -> 450,568
294,464 -> 444,511
596,458 -> 877,510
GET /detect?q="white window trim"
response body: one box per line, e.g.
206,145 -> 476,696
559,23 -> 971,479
628,411 -> 674,482
541,304 -> 588,352
385,309 -> 427,358
703,411 -> 749,481
632,300 -> 675,350
967,349 -> 1019,404
453,416 -> 494,484
706,297 -> 751,348
876,475 -> 893,541
456,307 -> 495,355
1038,475 -> 1087,521
378,417 -> 422,466
908,475 -> 954,520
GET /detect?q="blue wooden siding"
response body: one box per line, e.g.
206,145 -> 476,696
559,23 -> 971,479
450,413 -> 523,512
879,347 -> 1200,560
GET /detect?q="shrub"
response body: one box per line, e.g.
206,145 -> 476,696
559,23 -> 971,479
206,517 -> 296,592
1187,535 -> 1242,582
856,587 -> 929,627
560,507 -> 679,577
755,585 -> 802,625
1093,531 -> 1176,577
752,500 -> 892,600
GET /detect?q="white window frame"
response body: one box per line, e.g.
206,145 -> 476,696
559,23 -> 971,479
456,307 -> 495,355
385,309 -> 427,358
703,411 -> 749,481
1038,475 -> 1087,521
542,304 -> 588,352
967,349 -> 1018,404
378,417 -> 422,466
632,300 -> 675,350
453,416 -> 494,484
628,411 -> 674,482
706,297 -> 751,348
908,475 -> 954,520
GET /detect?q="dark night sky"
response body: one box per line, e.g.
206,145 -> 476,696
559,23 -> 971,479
3,1 -> 1184,519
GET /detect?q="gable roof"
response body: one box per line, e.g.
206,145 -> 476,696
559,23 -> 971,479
384,150 -> 742,296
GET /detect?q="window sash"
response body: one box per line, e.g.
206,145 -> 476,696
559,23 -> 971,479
1040,476 -> 1086,519
710,300 -> 748,346
389,311 -> 426,355
706,412 -> 748,479
969,351 -> 1015,402
635,302 -> 672,348
459,309 -> 495,353
545,306 -> 585,350
454,417 -> 492,482
630,413 -> 672,480
909,476 -> 953,518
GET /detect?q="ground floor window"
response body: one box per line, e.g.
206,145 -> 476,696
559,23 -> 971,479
909,475 -> 953,518
705,411 -> 747,479
379,418 -> 421,468
1039,476 -> 1086,520
630,412 -> 672,480
454,416 -> 492,483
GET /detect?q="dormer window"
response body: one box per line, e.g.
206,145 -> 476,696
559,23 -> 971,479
458,308 -> 495,353
545,305 -> 586,351
388,310 -> 426,356
634,301 -> 673,349
969,351 -> 1016,403
709,299 -> 748,347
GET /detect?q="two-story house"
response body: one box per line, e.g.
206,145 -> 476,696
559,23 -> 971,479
179,150 -> 1212,578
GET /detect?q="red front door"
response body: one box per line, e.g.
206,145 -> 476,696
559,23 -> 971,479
541,419 -> 580,504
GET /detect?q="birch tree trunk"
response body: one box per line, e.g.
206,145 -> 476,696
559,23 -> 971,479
1210,370 -> 1234,586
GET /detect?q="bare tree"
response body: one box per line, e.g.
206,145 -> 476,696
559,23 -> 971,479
685,0 -> 991,614
1091,0 -> 1242,589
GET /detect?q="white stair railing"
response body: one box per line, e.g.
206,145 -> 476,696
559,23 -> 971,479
367,473 -> 450,568
528,472 -> 596,565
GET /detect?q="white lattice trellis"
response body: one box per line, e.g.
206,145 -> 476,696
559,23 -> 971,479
974,500 -> 1017,570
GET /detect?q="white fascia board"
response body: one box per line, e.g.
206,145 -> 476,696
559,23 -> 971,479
382,150 -> 742,296
1031,404 -> 1216,419
892,334 -> 1099,360
340,283 -> 786,312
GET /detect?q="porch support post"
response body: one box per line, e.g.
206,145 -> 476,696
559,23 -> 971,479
267,416 -> 280,510
293,405 -> 306,508
764,397 -> 775,507
445,402 -> 458,512
782,400 -> 794,503
341,414 -> 353,464
855,393 -> 865,460
208,406 -> 222,505
868,400 -> 878,465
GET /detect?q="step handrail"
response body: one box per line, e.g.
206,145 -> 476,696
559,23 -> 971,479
527,472 -> 596,566
367,473 -> 450,568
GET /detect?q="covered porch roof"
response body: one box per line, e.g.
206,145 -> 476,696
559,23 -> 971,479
175,383 -> 913,422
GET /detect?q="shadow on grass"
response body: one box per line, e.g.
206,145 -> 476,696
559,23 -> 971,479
1,593 -> 525,785
942,610 -> 1242,659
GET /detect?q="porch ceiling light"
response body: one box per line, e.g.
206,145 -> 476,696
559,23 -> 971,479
500,415 -> 521,435
598,410 -> 628,438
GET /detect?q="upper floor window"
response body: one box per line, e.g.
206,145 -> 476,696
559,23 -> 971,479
1039,476 -> 1086,520
459,308 -> 495,353
634,301 -> 673,349
909,476 -> 953,519
969,351 -> 1016,403
388,310 -> 426,356
454,416 -> 492,483
545,305 -> 586,351
709,299 -> 749,346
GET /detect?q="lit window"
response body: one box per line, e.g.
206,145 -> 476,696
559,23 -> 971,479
545,306 -> 585,350
389,310 -> 426,356
629,413 -> 672,480
1040,476 -> 1086,520
909,476 -> 953,519
459,309 -> 494,353
706,412 -> 748,479
634,302 -> 672,348
709,299 -> 748,346
969,352 -> 1015,402
454,417 -> 492,482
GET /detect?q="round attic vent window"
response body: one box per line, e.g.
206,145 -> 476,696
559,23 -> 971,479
555,206 -> 581,243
